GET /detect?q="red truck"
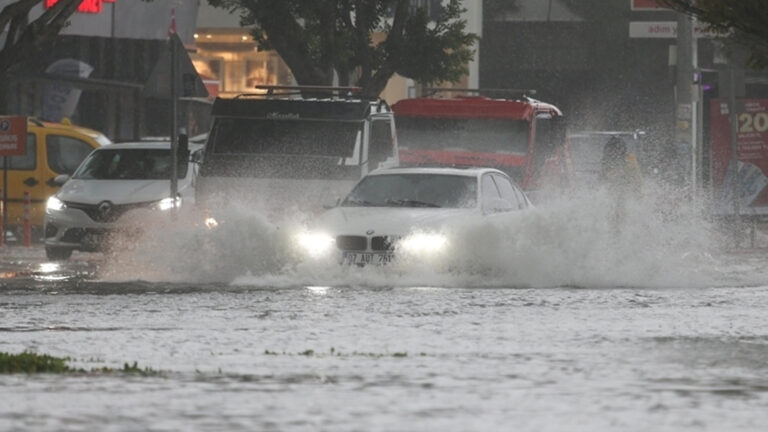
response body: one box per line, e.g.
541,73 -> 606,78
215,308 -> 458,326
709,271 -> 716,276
391,89 -> 571,198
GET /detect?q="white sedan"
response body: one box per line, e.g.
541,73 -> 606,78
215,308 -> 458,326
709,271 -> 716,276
43,141 -> 203,260
295,167 -> 532,266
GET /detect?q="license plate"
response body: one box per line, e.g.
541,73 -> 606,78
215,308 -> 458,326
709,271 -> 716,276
82,232 -> 102,249
342,252 -> 394,265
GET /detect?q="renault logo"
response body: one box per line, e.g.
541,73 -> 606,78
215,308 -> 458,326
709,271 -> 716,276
98,201 -> 113,218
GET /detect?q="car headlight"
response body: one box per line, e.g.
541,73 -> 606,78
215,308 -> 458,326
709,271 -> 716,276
296,232 -> 335,258
398,232 -> 448,254
155,196 -> 182,211
46,196 -> 66,211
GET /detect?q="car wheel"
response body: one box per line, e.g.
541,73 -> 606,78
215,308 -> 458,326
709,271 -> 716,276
45,247 -> 73,261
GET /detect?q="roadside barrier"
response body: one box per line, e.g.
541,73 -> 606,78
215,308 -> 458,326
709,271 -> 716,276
23,191 -> 31,247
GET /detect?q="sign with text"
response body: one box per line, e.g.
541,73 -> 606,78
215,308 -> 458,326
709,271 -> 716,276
629,21 -> 718,38
45,0 -> 116,14
710,99 -> 768,215
0,117 -> 27,156
631,0 -> 667,10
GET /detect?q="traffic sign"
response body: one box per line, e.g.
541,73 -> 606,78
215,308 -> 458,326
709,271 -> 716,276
629,21 -> 718,38
0,116 -> 27,156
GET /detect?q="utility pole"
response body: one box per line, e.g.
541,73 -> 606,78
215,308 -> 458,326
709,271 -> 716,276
169,8 -> 179,219
673,12 -> 697,197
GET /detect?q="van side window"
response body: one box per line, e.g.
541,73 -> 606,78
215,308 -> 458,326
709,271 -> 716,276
46,135 -> 95,175
369,119 -> 393,169
0,133 -> 36,170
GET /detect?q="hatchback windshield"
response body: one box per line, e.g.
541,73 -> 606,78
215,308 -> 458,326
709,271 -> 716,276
73,148 -> 189,180
342,174 -> 477,208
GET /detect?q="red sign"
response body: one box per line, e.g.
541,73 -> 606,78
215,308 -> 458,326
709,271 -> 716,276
631,0 -> 667,10
0,117 -> 28,156
710,99 -> 768,214
45,0 -> 115,14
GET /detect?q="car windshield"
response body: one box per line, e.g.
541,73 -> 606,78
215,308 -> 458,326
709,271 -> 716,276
73,148 -> 189,180
342,173 -> 477,208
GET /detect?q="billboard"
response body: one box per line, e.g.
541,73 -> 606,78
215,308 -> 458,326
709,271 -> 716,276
710,99 -> 768,215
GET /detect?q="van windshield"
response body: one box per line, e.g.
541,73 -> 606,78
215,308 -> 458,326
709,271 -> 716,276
73,148 -> 189,180
210,117 -> 362,157
396,117 -> 530,154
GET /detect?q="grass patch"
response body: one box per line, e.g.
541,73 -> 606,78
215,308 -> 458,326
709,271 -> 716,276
0,351 -> 71,374
0,351 -> 159,376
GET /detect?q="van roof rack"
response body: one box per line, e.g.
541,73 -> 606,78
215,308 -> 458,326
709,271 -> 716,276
421,87 -> 537,97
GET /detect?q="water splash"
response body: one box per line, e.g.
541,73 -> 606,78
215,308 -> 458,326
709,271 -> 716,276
100,180 -> 734,288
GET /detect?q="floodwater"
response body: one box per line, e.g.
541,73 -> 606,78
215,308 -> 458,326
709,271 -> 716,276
3,188 -> 768,431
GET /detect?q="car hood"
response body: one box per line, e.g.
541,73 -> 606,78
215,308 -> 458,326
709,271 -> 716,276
57,179 -> 192,205
309,206 -> 480,236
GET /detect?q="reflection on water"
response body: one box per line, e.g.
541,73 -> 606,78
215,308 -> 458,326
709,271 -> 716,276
2,277 -> 768,431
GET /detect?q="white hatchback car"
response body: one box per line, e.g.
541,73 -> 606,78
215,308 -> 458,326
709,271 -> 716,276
43,141 -> 203,260
295,167 -> 532,266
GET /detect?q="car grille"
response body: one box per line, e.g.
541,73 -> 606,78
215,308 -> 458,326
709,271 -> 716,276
64,201 -> 153,222
336,235 -> 367,251
335,235 -> 399,251
371,236 -> 398,251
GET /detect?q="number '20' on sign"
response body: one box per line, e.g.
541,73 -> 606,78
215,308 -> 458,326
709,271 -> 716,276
739,112 -> 768,134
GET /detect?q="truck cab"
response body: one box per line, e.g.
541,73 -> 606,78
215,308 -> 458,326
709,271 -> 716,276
391,89 -> 569,201
196,86 -> 398,219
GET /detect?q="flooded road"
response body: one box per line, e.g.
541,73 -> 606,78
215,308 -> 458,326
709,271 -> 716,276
2,246 -> 768,431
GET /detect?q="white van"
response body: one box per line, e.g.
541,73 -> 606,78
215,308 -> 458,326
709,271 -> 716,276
196,86 -> 398,219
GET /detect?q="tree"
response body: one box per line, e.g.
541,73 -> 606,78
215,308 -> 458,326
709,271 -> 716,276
660,0 -> 768,68
207,0 -> 478,98
0,0 -> 83,110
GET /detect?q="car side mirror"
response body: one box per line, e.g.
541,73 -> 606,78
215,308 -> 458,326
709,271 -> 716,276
323,196 -> 341,210
484,198 -> 513,214
53,174 -> 70,186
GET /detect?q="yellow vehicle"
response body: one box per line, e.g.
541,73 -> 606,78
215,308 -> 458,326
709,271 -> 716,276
0,118 -> 111,240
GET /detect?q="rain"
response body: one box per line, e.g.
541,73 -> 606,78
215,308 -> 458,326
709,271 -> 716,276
2,1 -> 768,431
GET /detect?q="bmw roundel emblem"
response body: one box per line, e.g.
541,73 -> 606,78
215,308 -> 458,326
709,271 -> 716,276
366,229 -> 375,235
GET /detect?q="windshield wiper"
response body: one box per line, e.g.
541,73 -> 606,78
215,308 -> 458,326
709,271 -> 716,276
385,199 -> 441,208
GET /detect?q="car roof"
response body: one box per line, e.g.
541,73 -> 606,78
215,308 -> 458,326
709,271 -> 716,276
368,166 -> 507,177
96,141 -> 204,151
27,119 -> 108,140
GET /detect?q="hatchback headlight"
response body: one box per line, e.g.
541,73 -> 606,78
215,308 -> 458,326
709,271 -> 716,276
46,196 -> 66,211
155,196 -> 182,211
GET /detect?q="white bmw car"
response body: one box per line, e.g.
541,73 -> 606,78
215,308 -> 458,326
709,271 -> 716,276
295,167 -> 532,266
43,141 -> 203,260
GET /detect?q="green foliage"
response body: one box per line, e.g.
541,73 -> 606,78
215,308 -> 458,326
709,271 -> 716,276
660,0 -> 768,69
0,351 -> 71,374
206,0 -> 478,97
0,351 -> 159,376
